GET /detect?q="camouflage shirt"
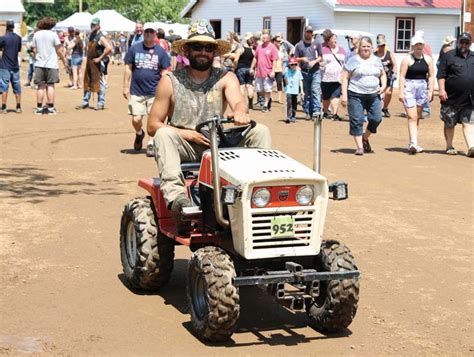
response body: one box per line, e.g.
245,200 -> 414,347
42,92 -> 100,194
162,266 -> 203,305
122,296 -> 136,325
168,67 -> 226,130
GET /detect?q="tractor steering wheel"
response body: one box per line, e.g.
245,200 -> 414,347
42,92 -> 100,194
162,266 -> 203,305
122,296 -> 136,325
196,117 -> 256,148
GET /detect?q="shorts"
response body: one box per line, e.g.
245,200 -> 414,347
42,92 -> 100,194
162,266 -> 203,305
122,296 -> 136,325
71,56 -> 83,67
236,67 -> 253,85
386,74 -> 395,88
34,67 -> 59,85
275,72 -> 283,91
321,81 -> 341,100
440,104 -> 474,128
255,76 -> 274,93
348,91 -> 382,136
128,95 -> 155,116
403,79 -> 428,108
0,68 -> 21,94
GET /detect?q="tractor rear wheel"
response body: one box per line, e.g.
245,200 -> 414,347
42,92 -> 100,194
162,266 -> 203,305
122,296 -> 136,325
187,246 -> 240,342
306,240 -> 360,332
120,197 -> 174,290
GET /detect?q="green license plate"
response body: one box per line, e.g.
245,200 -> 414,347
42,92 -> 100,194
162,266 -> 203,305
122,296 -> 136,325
271,216 -> 295,238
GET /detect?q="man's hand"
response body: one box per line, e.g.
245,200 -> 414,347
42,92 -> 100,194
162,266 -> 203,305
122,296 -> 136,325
428,92 -> 434,102
92,57 -> 101,64
181,130 -> 210,146
378,86 -> 386,95
123,87 -> 130,100
268,71 -> 275,79
439,90 -> 448,102
341,94 -> 347,107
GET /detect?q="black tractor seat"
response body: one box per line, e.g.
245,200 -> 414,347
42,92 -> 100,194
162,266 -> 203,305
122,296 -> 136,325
181,162 -> 201,172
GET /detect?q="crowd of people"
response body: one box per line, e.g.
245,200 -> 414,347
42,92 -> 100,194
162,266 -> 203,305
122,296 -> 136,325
0,16 -> 473,158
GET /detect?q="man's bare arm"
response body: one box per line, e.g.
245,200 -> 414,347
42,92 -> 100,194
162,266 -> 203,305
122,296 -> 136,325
123,64 -> 132,99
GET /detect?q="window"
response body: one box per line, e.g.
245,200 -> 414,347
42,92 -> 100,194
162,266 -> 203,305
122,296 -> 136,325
395,17 -> 415,52
263,17 -> 271,31
234,18 -> 241,34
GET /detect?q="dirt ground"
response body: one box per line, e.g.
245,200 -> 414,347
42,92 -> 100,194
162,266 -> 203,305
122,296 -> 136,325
0,63 -> 473,356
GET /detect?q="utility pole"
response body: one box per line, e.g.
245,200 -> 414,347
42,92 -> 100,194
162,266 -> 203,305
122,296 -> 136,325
79,0 -> 83,12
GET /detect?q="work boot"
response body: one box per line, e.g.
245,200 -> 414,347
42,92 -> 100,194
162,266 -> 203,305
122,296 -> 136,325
171,195 -> 192,235
134,131 -> 145,151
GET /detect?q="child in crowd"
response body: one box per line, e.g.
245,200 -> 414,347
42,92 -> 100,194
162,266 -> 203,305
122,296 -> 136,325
283,57 -> 303,123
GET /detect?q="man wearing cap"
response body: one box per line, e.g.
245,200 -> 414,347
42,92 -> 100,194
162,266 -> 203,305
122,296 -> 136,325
76,18 -> 112,110
147,19 -> 271,234
437,32 -> 474,157
294,25 -> 323,120
0,20 -> 22,114
123,23 -> 170,157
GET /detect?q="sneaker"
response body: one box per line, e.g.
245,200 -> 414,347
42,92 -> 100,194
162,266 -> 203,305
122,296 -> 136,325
289,116 -> 296,123
305,113 -> 311,121
134,131 -> 145,151
408,144 -> 422,155
261,106 -> 269,113
332,114 -> 342,121
1,107 -> 7,114
47,107 -> 57,115
382,108 -> 391,118
323,112 -> 333,120
95,104 -> 105,110
171,195 -> 192,235
16,107 -> 22,114
422,110 -> 430,119
75,103 -> 89,110
355,148 -> 364,156
34,107 -> 44,115
146,141 -> 155,157
24,82 -> 31,87
467,147 -> 474,158
400,112 -> 407,118
362,138 -> 372,153
446,147 -> 457,155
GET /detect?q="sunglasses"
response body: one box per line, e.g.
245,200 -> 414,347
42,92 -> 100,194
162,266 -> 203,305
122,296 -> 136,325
189,43 -> 217,52
290,63 -> 298,66
459,40 -> 471,45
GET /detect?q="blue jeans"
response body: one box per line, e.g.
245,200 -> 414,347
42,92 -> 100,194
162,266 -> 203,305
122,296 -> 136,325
348,91 -> 382,136
301,70 -> 321,116
27,63 -> 35,83
82,62 -> 105,106
0,68 -> 21,94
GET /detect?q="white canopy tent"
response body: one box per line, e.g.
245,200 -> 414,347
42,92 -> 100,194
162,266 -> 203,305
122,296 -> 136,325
91,10 -> 135,33
54,12 -> 93,32
0,0 -> 25,35
150,21 -> 189,39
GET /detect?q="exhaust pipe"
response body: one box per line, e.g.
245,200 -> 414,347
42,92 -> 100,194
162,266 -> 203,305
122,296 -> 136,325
313,112 -> 323,174
209,118 -> 229,228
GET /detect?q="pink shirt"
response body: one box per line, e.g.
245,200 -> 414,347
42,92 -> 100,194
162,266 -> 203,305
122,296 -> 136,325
255,43 -> 278,78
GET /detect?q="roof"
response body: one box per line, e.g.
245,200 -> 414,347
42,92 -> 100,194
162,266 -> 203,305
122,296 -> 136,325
0,0 -> 25,13
335,0 -> 460,9
180,0 -> 199,18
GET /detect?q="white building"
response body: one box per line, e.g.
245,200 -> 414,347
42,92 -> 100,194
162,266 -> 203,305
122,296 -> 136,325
181,0 -> 461,65
0,0 -> 25,35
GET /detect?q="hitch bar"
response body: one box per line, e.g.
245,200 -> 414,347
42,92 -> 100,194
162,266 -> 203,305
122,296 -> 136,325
233,269 -> 360,287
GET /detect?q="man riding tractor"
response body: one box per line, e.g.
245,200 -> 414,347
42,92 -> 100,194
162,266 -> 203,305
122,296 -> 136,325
147,19 -> 272,233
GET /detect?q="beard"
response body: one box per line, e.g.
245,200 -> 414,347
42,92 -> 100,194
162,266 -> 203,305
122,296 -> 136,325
188,54 -> 213,71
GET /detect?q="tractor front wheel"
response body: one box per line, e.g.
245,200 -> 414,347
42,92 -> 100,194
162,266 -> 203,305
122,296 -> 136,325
120,197 -> 174,291
306,240 -> 360,332
187,246 -> 240,342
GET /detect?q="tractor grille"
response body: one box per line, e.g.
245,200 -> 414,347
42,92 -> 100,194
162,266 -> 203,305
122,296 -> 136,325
250,209 -> 314,250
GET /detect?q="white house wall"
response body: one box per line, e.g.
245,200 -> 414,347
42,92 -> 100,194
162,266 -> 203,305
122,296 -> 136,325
191,0 -> 334,37
0,13 -> 23,35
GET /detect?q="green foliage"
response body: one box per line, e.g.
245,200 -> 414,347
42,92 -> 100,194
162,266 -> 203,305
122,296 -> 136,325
23,0 -> 190,26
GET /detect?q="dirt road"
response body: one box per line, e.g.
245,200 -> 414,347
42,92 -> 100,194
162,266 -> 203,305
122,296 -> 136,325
1,64 -> 473,355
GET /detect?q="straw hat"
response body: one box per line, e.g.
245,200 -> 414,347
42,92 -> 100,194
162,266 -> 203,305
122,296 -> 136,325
443,35 -> 455,45
171,19 -> 231,56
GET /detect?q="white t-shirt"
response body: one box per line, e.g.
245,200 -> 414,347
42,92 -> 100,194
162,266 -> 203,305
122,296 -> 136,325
344,55 -> 383,94
32,30 -> 61,69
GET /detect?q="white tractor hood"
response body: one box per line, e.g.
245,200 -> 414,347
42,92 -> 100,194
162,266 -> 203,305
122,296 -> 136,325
215,148 -> 326,186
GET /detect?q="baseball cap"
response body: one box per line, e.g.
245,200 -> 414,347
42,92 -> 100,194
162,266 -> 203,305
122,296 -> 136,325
458,32 -> 472,41
68,26 -> 74,32
288,57 -> 298,65
144,22 -> 157,32
410,34 -> 424,46
304,25 -> 313,33
91,17 -> 100,25
376,37 -> 386,46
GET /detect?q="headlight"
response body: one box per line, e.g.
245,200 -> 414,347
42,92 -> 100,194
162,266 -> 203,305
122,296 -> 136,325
252,188 -> 271,207
296,185 -> 314,205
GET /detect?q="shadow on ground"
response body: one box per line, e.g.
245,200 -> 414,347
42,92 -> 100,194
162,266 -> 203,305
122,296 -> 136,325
118,259 -> 352,347
0,166 -> 124,203
385,147 -> 451,155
